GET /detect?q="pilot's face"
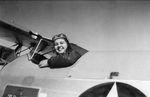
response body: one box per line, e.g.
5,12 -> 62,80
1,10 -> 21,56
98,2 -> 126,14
54,38 -> 68,54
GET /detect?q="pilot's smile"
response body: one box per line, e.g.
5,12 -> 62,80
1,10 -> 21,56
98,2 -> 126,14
54,38 -> 68,54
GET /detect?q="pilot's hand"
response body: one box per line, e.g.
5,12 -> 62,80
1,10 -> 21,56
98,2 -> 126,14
38,59 -> 48,68
31,53 -> 47,64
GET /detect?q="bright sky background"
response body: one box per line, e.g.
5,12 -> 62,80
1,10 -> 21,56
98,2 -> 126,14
1,1 -> 150,51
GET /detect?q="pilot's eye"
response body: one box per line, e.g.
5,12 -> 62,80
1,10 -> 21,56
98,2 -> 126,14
60,41 -> 64,44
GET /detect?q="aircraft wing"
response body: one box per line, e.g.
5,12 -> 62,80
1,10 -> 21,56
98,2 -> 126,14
0,19 -> 40,48
0,19 -> 88,60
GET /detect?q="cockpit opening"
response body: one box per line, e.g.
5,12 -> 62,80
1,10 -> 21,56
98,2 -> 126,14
29,38 -> 88,68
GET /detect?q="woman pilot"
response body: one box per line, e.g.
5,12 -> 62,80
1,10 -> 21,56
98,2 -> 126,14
38,33 -> 81,68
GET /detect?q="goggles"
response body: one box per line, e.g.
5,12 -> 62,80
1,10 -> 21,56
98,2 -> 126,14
52,33 -> 67,41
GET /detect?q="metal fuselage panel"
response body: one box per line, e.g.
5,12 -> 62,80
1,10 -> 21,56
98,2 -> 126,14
69,51 -> 150,80
0,51 -> 150,97
0,54 -> 78,97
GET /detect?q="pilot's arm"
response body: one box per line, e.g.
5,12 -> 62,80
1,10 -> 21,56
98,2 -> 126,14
31,53 -> 50,67
47,50 -> 81,68
38,59 -> 49,68
39,50 -> 81,68
38,55 -> 52,68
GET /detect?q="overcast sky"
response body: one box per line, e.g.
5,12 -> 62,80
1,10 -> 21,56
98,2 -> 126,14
1,1 -> 150,51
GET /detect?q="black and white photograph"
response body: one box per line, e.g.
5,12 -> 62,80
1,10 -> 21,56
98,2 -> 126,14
0,0 -> 150,97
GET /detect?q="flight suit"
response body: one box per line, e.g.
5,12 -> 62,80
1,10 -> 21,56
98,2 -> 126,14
47,50 -> 81,68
